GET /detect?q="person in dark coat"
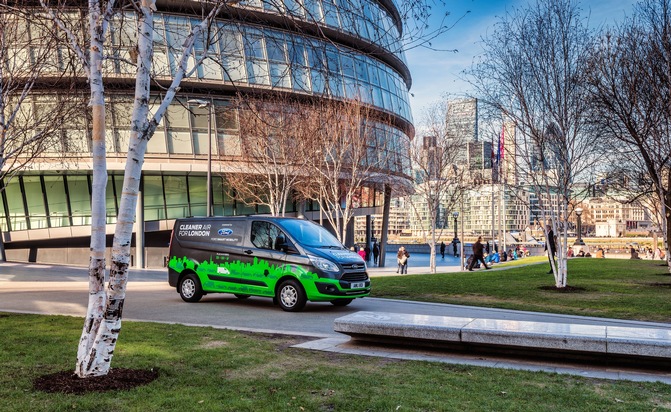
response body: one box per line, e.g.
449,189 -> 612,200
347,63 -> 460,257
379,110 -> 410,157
545,225 -> 557,274
372,242 -> 380,266
468,236 -> 490,271
440,242 -> 446,259
364,245 -> 371,263
452,240 -> 458,257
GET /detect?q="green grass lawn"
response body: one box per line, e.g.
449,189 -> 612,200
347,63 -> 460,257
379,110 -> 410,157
371,258 -> 671,323
2,313 -> 670,411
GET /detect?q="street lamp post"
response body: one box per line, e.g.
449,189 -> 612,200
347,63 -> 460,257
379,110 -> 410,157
188,99 -> 212,217
452,212 -> 459,253
574,207 -> 585,246
452,211 -> 459,245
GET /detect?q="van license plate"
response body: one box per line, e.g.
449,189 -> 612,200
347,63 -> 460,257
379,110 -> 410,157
351,282 -> 365,289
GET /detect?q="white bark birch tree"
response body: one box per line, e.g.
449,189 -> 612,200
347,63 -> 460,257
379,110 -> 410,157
43,0 -> 231,377
468,0 -> 598,288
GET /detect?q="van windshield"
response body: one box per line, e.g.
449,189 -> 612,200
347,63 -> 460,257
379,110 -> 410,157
279,219 -> 344,249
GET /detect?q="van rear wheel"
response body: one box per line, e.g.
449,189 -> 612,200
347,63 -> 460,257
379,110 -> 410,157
330,298 -> 353,307
179,274 -> 203,303
277,279 -> 306,312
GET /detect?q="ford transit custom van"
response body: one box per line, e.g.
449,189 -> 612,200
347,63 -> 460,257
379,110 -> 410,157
167,216 -> 370,311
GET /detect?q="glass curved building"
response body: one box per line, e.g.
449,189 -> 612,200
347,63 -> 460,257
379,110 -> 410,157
1,0 -> 414,267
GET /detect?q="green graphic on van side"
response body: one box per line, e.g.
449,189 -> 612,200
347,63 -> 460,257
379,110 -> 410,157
168,255 -> 366,301
168,256 -> 318,285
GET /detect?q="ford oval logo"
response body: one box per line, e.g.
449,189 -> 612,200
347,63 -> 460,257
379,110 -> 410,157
351,264 -> 361,269
218,228 -> 233,236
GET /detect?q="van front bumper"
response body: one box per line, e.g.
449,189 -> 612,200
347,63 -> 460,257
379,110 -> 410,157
314,280 -> 371,297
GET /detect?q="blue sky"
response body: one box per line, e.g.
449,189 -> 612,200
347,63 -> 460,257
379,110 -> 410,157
405,0 -> 638,122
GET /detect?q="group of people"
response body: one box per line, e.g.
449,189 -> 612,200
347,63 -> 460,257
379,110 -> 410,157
355,242 -> 381,266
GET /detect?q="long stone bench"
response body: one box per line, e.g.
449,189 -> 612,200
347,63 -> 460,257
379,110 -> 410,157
333,311 -> 671,365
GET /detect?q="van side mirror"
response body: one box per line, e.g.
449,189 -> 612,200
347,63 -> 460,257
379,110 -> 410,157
275,235 -> 298,254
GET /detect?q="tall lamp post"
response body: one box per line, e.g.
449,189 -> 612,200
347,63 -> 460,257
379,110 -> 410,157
188,99 -> 212,217
574,207 -> 585,246
452,211 -> 459,253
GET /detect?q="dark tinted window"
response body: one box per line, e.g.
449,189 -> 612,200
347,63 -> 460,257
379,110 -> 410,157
251,221 -> 290,251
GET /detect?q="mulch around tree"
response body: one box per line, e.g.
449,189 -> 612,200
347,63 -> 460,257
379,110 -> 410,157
34,368 -> 159,394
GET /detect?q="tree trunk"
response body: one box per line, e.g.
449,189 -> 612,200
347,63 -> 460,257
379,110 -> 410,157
76,1 -> 110,377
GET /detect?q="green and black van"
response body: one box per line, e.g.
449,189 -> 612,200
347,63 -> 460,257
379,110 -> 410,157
167,216 -> 371,311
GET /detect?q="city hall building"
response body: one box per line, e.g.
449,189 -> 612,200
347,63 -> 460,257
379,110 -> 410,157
1,0 -> 414,267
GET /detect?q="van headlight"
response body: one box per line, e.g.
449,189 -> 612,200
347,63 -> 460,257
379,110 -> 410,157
309,256 -> 340,273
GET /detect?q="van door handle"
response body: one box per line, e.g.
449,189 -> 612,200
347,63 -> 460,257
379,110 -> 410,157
244,250 -> 254,255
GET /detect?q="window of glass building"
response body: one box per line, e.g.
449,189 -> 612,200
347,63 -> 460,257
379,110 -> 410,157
244,33 -> 270,85
188,175 -> 207,217
67,175 -> 91,226
106,176 -> 117,224
143,175 -> 166,221
164,175 -> 189,219
5,178 -> 27,231
23,176 -> 47,230
43,176 -> 69,228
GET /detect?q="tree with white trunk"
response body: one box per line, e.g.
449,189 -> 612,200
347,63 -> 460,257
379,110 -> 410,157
42,0 -> 231,377
468,0 -> 599,288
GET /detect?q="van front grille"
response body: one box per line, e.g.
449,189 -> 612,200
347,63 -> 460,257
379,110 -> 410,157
341,272 -> 368,282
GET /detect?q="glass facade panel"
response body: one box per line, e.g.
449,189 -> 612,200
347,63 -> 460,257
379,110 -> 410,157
44,176 -> 69,228
221,133 -> 242,156
192,131 -> 210,155
23,176 -> 47,229
237,199 -> 257,215
147,130 -> 167,153
143,175 -> 165,221
188,176 -> 207,217
67,175 -> 91,226
166,102 -> 190,128
212,177 -> 223,216
106,175 -> 117,224
168,130 -> 193,154
0,191 -> 6,232
164,175 -> 189,219
5,178 -> 27,231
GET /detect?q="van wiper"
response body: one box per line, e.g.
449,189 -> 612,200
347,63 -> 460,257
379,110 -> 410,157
318,245 -> 342,249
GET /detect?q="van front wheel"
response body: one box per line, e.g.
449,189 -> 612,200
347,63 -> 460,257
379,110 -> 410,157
277,279 -> 306,312
179,274 -> 203,303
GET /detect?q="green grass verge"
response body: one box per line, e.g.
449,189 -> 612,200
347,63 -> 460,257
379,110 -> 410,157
372,258 -> 671,322
1,313 -> 670,411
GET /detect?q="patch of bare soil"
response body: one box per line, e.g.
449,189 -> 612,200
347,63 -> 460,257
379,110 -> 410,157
538,285 -> 586,293
34,368 -> 159,394
649,282 -> 671,288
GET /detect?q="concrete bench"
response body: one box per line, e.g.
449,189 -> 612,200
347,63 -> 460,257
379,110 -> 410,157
333,311 -> 671,365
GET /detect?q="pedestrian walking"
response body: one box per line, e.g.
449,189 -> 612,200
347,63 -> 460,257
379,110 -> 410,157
364,244 -> 371,263
372,242 -> 380,266
440,242 -> 446,259
468,236 -> 490,271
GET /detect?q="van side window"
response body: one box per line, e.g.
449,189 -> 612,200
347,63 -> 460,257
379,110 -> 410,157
251,221 -> 288,251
